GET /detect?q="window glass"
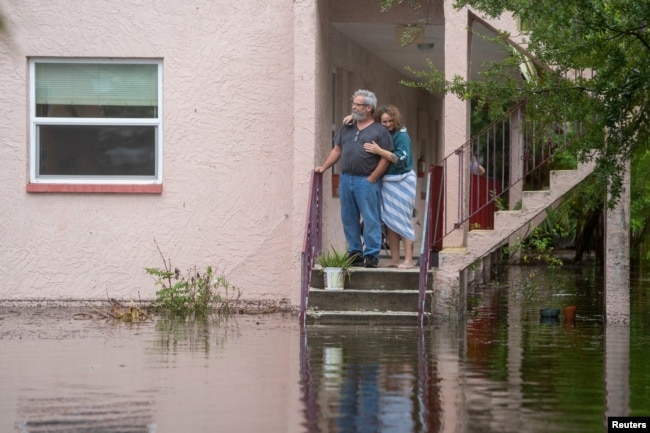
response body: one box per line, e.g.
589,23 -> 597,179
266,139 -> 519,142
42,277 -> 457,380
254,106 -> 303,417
38,125 -> 156,176
30,59 -> 162,184
35,63 -> 158,118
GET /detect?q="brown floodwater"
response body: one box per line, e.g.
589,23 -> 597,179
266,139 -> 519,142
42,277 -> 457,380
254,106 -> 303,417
1,263 -> 649,432
0,309 -> 304,433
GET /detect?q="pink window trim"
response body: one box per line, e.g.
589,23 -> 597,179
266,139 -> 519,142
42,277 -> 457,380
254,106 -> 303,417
26,183 -> 163,194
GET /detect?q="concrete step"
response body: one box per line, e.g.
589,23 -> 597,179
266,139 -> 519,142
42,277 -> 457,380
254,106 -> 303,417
440,161 -> 597,272
309,266 -> 426,290
305,310 -> 432,326
308,288 -> 432,312
306,267 -> 434,325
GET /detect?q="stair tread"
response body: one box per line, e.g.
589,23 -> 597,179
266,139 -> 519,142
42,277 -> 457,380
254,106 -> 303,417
309,288 -> 429,293
439,162 -> 595,272
305,310 -> 432,325
314,265 -> 422,273
308,310 -> 424,316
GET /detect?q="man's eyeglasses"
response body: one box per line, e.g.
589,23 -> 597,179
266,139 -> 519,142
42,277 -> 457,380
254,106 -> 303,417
354,130 -> 360,142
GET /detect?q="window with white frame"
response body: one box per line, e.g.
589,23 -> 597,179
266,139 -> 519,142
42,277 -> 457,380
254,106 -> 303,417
29,59 -> 162,184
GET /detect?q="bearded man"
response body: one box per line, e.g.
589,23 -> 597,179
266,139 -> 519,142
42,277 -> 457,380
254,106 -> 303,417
315,89 -> 394,268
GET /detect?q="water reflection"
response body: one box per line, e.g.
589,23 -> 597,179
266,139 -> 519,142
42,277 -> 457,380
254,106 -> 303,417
301,326 -> 440,433
0,311 -> 301,433
16,393 -> 156,433
299,264 -> 644,433
148,315 -> 234,359
1,265 -> 649,432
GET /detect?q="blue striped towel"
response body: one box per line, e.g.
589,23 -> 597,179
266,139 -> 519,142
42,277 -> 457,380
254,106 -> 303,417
381,170 -> 416,241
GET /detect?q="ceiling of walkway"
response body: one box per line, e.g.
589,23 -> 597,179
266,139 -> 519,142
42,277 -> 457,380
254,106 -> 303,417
331,1 -> 514,83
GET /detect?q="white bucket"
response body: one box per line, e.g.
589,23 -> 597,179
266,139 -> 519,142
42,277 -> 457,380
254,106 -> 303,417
323,267 -> 345,290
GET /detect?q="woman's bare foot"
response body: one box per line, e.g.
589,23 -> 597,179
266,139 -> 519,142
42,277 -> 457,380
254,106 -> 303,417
384,261 -> 400,268
398,261 -> 414,269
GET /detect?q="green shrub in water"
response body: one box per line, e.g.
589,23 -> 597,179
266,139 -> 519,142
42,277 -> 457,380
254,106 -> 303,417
146,243 -> 240,318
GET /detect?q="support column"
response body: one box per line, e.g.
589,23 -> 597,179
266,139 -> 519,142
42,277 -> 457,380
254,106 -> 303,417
604,165 -> 630,324
292,0 -> 326,306
434,5 -> 472,318
505,106 -> 525,263
508,105 -> 524,210
441,4 -> 471,249
603,164 -> 631,422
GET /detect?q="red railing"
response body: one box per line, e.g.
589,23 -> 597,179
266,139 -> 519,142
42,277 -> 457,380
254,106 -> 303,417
299,171 -> 323,322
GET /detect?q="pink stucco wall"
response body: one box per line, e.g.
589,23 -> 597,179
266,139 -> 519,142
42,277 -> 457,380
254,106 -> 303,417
0,0 -> 317,305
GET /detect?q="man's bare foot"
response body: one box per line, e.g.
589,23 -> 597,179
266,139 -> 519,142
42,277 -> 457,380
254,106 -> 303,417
398,262 -> 414,269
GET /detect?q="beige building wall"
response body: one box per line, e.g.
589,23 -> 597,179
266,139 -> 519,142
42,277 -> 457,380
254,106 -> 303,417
0,0 -> 315,305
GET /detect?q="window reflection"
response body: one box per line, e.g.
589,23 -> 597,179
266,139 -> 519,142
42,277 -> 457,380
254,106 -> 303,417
38,125 -> 156,177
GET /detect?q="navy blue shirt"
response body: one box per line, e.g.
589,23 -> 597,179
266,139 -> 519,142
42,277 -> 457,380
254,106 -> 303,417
334,122 -> 394,176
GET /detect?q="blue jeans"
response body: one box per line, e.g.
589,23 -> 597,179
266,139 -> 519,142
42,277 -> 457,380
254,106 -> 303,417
339,173 -> 382,258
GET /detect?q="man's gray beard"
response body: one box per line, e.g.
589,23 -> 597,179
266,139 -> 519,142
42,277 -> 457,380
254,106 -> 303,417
352,111 -> 366,121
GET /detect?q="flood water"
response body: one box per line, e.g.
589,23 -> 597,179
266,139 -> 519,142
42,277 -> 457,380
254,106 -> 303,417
1,263 -> 649,432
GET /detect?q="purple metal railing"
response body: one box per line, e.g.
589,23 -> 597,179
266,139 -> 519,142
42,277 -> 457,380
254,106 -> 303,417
417,168 -> 435,325
299,171 -> 323,322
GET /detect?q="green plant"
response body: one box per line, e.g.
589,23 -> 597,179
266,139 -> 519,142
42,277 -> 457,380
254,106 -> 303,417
517,271 -> 541,302
146,242 -> 240,318
318,246 -> 354,273
490,189 -> 507,211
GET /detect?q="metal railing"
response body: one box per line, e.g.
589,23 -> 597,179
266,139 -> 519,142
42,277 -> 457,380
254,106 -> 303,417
299,171 -> 323,322
429,101 -> 585,250
418,101 -> 586,309
417,169 -> 435,325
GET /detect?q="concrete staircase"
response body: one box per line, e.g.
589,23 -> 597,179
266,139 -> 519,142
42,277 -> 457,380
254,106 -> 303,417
301,162 -> 595,325
438,161 -> 596,274
306,265 -> 433,325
